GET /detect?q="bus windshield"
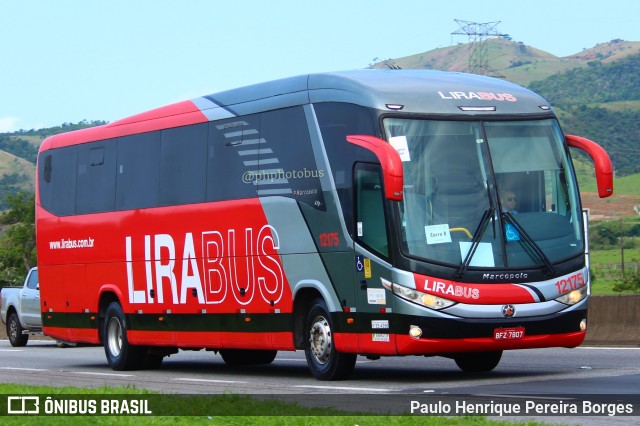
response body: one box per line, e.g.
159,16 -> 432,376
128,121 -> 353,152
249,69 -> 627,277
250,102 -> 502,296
384,118 -> 583,269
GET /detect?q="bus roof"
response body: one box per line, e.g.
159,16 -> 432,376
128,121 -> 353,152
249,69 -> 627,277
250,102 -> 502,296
40,70 -> 554,150
201,69 -> 552,117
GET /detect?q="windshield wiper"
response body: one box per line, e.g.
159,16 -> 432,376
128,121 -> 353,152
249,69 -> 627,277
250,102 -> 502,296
502,212 -> 556,277
455,183 -> 496,279
455,207 -> 494,279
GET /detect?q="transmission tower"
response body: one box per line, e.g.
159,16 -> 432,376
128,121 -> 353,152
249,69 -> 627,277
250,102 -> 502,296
451,19 -> 506,76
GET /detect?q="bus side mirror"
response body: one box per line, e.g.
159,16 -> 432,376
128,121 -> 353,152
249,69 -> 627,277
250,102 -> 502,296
566,134 -> 613,198
346,135 -> 404,201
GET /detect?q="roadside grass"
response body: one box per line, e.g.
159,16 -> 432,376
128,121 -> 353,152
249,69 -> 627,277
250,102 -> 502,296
591,247 -> 640,264
589,277 -> 619,294
590,247 -> 640,294
0,383 -> 547,425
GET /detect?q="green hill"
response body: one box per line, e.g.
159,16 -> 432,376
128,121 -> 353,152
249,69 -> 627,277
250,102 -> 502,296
372,38 -> 640,87
372,38 -> 560,78
0,121 -> 105,209
556,104 -> 640,176
504,39 -> 640,85
528,53 -> 640,105
373,37 -> 640,179
572,152 -> 640,196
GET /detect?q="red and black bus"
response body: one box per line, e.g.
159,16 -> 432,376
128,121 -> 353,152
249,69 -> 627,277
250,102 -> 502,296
36,70 -> 613,380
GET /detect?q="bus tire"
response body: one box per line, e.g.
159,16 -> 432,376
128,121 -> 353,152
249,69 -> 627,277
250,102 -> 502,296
454,350 -> 503,373
7,312 -> 28,347
303,298 -> 356,380
220,349 -> 278,366
103,302 -> 145,370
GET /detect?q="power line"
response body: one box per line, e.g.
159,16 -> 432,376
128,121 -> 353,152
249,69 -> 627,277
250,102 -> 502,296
451,19 -> 508,77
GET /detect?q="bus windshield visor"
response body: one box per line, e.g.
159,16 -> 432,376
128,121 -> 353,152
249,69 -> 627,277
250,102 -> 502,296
384,118 -> 583,269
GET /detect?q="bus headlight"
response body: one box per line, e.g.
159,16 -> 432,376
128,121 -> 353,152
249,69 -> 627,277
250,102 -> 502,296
554,286 -> 588,305
391,283 -> 455,310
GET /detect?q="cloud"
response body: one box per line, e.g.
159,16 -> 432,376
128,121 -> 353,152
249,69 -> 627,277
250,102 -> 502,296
0,117 -> 22,132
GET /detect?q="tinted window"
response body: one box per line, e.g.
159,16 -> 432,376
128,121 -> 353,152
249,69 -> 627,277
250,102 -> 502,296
257,107 -> 324,209
160,123 -> 208,206
116,132 -> 160,210
207,116 -> 260,201
355,165 -> 389,257
76,139 -> 117,214
40,109 -> 330,214
38,154 -> 53,212
314,103 -> 376,231
40,145 -> 77,216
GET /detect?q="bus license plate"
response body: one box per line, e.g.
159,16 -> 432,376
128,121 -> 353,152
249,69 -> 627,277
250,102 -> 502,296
494,327 -> 525,340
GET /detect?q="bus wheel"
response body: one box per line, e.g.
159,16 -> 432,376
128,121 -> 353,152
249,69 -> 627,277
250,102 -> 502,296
7,312 -> 28,347
103,302 -> 144,370
454,350 -> 503,373
220,349 -> 278,366
304,298 -> 356,380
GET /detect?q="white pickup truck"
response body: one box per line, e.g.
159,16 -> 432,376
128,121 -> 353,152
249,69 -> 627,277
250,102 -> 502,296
1,267 -> 41,346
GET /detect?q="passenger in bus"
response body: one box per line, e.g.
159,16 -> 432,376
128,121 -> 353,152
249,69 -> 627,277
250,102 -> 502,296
500,190 -> 518,214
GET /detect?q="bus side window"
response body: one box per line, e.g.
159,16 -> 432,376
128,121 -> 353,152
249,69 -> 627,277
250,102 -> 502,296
44,146 -> 77,216
258,107 -> 325,209
159,123 -> 207,206
207,116 -> 260,202
116,132 -> 161,211
315,102 -> 376,234
76,140 -> 117,214
355,165 -> 389,257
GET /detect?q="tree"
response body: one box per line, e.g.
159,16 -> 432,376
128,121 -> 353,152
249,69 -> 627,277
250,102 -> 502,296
0,192 -> 36,286
612,272 -> 640,293
591,224 -> 619,248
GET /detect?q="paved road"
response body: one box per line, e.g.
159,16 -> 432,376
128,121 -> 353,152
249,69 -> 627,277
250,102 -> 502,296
1,339 -> 638,424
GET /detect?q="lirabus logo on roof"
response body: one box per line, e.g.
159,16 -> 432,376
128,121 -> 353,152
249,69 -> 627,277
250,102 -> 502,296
438,91 -> 517,102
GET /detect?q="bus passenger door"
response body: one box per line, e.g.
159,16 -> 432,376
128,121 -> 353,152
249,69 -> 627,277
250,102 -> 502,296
353,164 -> 397,355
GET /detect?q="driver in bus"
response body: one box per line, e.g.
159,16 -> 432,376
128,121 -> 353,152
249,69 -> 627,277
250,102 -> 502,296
500,190 -> 518,214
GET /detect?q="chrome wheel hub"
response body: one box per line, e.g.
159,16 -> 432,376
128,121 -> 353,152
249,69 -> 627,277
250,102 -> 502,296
106,317 -> 123,357
309,315 -> 332,364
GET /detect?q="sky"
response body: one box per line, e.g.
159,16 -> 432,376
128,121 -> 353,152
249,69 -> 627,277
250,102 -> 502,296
1,0 -> 639,132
